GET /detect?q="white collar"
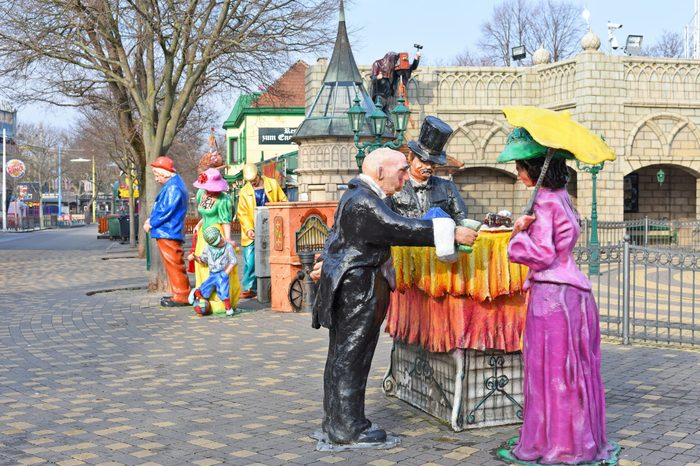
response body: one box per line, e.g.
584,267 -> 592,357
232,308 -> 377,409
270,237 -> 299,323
358,174 -> 386,199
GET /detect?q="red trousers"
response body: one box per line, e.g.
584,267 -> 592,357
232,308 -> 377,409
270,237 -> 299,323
156,238 -> 191,303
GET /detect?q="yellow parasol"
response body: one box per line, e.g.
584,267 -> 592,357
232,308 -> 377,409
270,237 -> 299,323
502,106 -> 616,165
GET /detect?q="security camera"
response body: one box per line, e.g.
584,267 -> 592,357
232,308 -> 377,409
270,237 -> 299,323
611,37 -> 620,49
607,22 -> 622,29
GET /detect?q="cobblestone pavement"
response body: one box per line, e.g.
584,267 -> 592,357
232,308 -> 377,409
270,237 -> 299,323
1,227 -> 700,465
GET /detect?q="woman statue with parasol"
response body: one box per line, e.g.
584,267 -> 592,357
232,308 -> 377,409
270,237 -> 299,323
496,107 -> 619,465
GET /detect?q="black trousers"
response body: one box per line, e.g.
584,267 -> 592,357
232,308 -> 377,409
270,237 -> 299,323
322,267 -> 390,443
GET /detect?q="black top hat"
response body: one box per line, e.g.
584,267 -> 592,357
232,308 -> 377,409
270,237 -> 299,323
407,116 -> 453,166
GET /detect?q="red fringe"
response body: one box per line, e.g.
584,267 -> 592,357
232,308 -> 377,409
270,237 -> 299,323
385,287 -> 526,353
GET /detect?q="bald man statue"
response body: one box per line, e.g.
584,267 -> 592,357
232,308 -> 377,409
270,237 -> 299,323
311,148 -> 477,449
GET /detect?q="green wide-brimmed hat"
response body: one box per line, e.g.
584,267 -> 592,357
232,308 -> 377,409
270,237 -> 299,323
497,127 -> 573,163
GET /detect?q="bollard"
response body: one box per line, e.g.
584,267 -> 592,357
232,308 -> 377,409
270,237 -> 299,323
622,235 -> 631,345
254,207 -> 271,303
297,251 -> 317,314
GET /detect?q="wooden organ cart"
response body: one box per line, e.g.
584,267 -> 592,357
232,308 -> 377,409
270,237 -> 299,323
382,230 -> 529,430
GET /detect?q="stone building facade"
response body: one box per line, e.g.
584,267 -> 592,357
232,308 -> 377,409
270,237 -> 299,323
297,39 -> 700,222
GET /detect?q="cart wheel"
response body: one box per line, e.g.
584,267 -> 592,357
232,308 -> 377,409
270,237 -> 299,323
288,276 -> 304,312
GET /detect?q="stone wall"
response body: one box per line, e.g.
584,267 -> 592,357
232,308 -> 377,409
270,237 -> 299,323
298,51 -> 700,220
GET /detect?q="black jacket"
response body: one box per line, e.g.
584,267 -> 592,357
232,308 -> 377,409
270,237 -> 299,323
388,176 -> 468,223
312,177 -> 435,329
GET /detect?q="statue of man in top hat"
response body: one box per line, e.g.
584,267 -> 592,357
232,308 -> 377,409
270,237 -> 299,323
388,116 -> 468,223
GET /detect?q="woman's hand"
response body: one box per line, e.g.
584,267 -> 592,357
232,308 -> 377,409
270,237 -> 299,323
511,214 -> 536,237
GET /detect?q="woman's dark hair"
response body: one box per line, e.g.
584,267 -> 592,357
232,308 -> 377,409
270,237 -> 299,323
515,155 -> 570,189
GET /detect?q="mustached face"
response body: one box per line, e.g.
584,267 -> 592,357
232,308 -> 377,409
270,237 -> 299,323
409,154 -> 435,182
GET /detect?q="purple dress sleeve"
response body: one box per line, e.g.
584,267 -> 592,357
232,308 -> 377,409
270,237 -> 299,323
508,190 -> 590,291
508,198 -> 561,270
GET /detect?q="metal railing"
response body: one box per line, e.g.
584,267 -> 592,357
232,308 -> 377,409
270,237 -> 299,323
576,238 -> 700,346
579,217 -> 700,251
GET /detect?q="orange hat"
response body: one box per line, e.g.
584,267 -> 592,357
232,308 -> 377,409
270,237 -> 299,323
150,156 -> 176,173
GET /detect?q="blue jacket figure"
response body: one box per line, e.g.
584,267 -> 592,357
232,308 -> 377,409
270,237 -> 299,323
143,156 -> 191,307
188,226 -> 237,316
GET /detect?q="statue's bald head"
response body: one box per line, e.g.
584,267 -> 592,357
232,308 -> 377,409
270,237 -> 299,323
362,148 -> 409,195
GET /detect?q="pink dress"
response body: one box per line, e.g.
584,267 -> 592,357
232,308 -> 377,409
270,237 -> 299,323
508,188 -> 613,464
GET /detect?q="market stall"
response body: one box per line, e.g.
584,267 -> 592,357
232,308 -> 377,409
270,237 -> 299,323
383,230 -> 529,430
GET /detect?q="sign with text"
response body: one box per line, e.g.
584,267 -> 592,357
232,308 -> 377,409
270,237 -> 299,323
6,159 -> 25,178
258,127 -> 296,145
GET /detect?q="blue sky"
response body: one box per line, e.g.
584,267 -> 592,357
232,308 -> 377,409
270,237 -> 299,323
16,0 -> 697,130
345,0 -> 695,65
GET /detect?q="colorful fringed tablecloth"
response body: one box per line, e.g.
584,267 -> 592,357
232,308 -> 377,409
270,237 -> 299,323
386,231 -> 529,353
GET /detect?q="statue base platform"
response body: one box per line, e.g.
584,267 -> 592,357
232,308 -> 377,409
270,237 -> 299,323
310,430 -> 401,452
496,437 -> 621,465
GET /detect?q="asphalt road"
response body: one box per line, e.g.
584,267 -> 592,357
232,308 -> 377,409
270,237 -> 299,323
0,224 -> 108,251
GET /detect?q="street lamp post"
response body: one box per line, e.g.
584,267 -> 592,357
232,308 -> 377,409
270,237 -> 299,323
57,146 -> 62,223
577,161 -> 605,275
2,128 -> 6,231
70,156 -> 96,223
347,95 -> 410,171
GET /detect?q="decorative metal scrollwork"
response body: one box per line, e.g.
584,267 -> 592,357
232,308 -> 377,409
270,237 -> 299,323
409,354 -> 452,409
629,246 -> 700,270
466,355 -> 523,424
573,245 -> 623,264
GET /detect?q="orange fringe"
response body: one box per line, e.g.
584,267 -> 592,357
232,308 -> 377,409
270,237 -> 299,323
387,231 -> 528,352
385,289 -> 526,353
392,231 -> 529,302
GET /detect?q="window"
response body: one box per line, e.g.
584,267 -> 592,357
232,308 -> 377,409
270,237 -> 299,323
229,138 -> 238,164
624,173 -> 639,213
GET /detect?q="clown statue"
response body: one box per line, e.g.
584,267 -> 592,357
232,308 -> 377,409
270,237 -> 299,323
143,156 -> 191,307
188,226 -> 238,316
236,163 -> 287,299
192,168 -> 240,314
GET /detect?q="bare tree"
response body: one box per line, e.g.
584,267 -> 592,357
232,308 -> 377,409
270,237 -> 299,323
15,122 -> 67,226
478,0 -> 533,66
643,30 -> 684,58
530,0 -> 585,62
0,0 -> 335,289
71,98 -> 216,246
473,0 -> 584,66
452,49 -> 497,66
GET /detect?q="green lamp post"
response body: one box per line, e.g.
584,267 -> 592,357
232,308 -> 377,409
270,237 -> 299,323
347,95 -> 410,171
577,160 -> 605,275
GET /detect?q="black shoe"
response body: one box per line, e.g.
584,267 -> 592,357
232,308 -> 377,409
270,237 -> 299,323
356,428 -> 386,444
160,297 -> 189,307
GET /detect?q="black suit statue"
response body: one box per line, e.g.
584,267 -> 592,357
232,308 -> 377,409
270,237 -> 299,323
389,176 -> 467,222
313,174 -> 453,445
389,116 -> 468,222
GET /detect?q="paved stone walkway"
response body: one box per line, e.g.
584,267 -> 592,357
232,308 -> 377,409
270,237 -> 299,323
1,228 -> 700,465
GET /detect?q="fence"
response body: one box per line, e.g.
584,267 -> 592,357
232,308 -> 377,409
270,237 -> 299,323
183,217 -> 242,236
579,217 -> 700,250
575,239 -> 700,347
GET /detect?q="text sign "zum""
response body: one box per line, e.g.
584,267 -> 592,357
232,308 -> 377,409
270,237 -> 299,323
259,127 -> 296,145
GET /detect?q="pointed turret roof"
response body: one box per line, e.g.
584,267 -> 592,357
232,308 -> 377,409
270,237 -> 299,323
321,0 -> 363,84
294,0 -> 377,140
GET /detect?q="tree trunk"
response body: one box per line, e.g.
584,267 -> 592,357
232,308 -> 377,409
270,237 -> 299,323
128,182 -> 136,248
143,149 -> 169,294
